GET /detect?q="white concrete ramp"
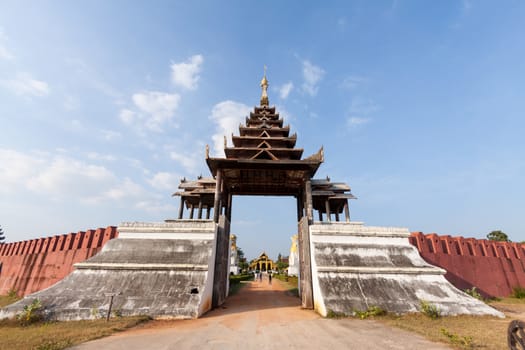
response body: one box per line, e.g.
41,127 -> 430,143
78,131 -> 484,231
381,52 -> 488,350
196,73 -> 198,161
0,220 -> 218,321
309,222 -> 503,317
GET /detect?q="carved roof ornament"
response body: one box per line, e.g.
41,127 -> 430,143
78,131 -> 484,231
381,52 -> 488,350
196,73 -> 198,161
260,65 -> 269,106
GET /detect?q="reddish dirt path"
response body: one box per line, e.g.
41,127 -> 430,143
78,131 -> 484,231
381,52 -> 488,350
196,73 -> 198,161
72,277 -> 451,349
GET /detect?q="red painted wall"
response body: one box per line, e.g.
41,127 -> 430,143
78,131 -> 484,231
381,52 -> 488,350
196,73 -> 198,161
409,232 -> 525,298
0,227 -> 118,296
1,228 -> 522,299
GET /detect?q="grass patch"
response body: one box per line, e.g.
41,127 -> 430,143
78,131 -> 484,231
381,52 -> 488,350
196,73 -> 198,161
229,274 -> 252,295
326,309 -> 346,319
273,274 -> 298,286
512,286 -> 525,299
0,316 -> 150,350
272,274 -> 299,297
420,300 -> 441,319
379,313 -> 507,349
0,290 -> 21,307
354,306 -> 387,319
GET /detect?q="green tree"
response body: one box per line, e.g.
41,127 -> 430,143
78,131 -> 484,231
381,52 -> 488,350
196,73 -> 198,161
487,230 -> 510,242
275,253 -> 288,273
0,225 -> 5,244
236,247 -> 249,271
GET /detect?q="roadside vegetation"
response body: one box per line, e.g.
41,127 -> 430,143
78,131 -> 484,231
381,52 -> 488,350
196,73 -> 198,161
0,289 -> 151,350
2,285 -> 524,349
0,288 -> 21,307
343,298 -> 525,350
0,313 -> 150,350
228,273 -> 253,295
273,274 -> 299,297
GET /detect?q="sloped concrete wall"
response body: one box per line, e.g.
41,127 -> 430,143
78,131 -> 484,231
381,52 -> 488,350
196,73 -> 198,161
410,232 -> 525,297
0,220 -> 218,321
0,227 -> 118,296
309,222 -> 503,317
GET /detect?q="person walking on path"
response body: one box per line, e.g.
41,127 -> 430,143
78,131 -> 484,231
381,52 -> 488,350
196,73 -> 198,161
268,271 -> 272,285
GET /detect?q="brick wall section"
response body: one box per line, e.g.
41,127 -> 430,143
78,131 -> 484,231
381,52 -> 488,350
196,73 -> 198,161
0,227 -> 118,296
409,232 -> 525,297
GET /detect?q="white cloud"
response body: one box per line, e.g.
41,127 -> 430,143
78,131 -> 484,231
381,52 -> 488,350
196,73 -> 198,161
0,149 -> 44,193
170,151 -> 200,173
102,177 -> 144,201
65,57 -> 122,99
171,54 -> 204,90
70,119 -> 84,131
119,109 -> 135,125
86,152 -> 116,161
26,157 -> 115,200
131,91 -> 181,131
100,129 -> 122,141
341,75 -> 368,90
0,149 -> 148,205
209,100 -> 251,156
302,60 -> 325,96
1,72 -> 50,97
347,117 -> 371,127
278,81 -> 294,99
63,95 -> 79,111
135,200 -> 178,214
0,28 -> 14,60
346,97 -> 379,129
349,97 -> 380,115
148,172 -> 181,191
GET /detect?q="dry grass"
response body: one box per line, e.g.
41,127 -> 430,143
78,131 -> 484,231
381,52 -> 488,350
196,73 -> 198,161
379,313 -> 505,349
0,316 -> 150,350
375,298 -> 525,349
0,292 -> 21,307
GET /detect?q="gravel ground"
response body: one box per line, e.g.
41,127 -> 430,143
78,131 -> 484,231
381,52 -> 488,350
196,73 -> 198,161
70,277 -> 450,350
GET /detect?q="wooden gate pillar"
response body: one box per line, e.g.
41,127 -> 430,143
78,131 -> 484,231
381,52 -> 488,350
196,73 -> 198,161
213,169 -> 223,223
305,179 -> 313,224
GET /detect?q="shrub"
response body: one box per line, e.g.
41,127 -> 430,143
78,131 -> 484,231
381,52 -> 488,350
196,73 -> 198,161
7,288 -> 18,298
326,309 -> 346,318
441,328 -> 473,349
464,287 -> 482,300
420,300 -> 441,319
354,306 -> 387,319
16,299 -> 43,325
512,286 -> 525,299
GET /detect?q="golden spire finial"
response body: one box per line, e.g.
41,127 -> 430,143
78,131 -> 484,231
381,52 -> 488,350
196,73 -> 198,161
260,65 -> 269,106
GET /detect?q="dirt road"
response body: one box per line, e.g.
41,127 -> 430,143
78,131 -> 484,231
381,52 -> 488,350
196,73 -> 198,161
71,277 -> 450,349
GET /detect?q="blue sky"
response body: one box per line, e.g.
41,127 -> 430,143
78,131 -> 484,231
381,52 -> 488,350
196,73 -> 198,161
1,1 -> 524,260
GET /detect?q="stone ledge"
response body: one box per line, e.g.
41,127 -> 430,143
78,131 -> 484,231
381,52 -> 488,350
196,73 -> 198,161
310,223 -> 410,237
316,266 -> 446,275
74,262 -> 210,271
117,232 -> 215,240
119,221 -> 215,232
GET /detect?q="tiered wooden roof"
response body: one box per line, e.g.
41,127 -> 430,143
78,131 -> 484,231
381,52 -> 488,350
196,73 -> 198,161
206,75 -> 324,196
173,73 -> 355,222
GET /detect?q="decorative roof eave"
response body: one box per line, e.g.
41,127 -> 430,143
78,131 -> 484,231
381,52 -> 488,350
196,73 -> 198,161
224,148 -> 304,161
304,146 -> 324,163
231,135 -> 297,148
205,157 -> 323,178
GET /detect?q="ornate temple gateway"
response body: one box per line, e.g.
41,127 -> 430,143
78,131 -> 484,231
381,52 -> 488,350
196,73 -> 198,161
0,73 -> 502,320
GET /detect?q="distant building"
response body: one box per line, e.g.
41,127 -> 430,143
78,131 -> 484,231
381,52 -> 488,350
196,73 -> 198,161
249,252 -> 274,272
288,234 -> 299,276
